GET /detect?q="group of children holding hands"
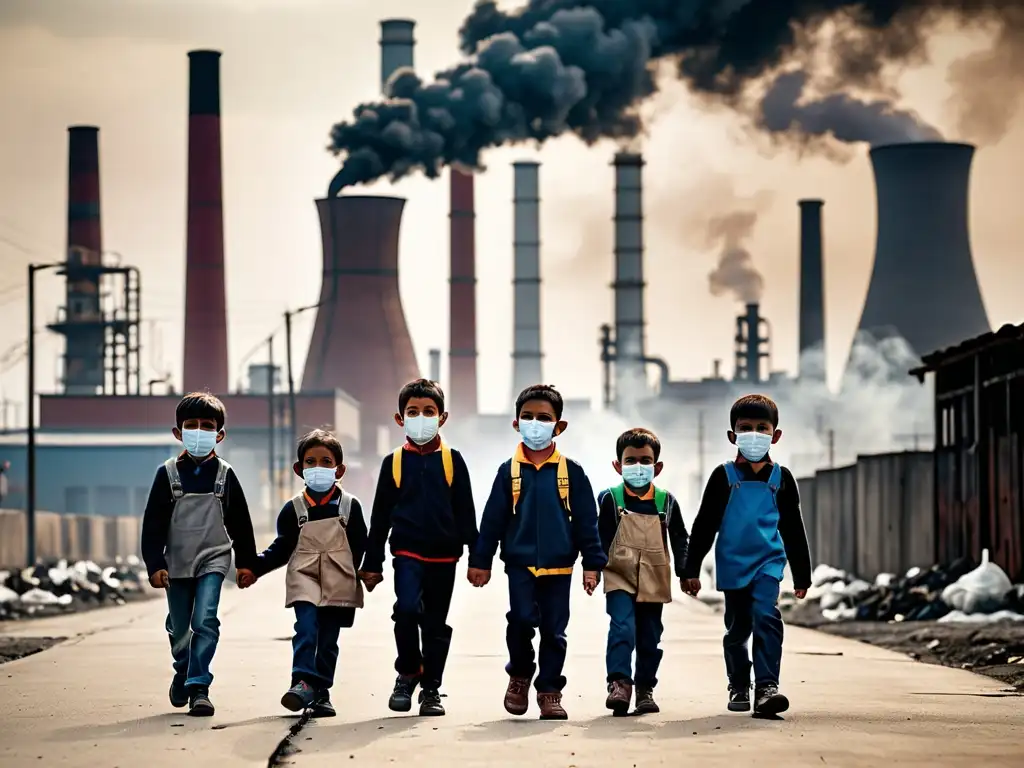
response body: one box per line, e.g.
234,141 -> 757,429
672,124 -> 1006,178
141,381 -> 812,721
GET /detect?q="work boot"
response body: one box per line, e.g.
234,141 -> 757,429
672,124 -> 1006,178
187,688 -> 215,717
309,692 -> 336,718
389,674 -> 420,713
418,688 -> 446,716
169,675 -> 188,708
634,687 -> 660,715
753,684 -> 789,716
504,676 -> 531,716
727,683 -> 751,712
281,680 -> 317,712
605,680 -> 632,716
537,692 -> 568,721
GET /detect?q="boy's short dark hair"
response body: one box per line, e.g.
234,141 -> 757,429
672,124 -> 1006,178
398,378 -> 445,413
730,394 -> 779,429
616,427 -> 661,462
175,391 -> 226,430
515,384 -> 564,420
296,428 -> 344,465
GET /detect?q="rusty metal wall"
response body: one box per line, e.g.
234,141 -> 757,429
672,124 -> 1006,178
811,465 -> 857,573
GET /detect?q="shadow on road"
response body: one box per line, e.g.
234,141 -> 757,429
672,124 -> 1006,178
301,714 -> 421,752
49,712 -> 303,742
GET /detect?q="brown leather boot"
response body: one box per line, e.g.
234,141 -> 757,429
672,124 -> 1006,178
605,680 -> 632,716
504,676 -> 531,716
537,691 -> 568,720
634,687 -> 659,715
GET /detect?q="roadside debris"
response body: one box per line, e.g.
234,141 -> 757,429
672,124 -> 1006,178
0,557 -> 150,621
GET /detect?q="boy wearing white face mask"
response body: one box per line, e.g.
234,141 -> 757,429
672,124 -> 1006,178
251,429 -> 366,717
141,392 -> 258,717
359,379 -> 478,717
681,394 -> 812,717
598,428 -> 689,717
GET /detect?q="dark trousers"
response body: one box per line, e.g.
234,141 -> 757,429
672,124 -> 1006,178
505,566 -> 572,693
723,573 -> 784,688
165,573 -> 224,690
292,601 -> 345,690
605,589 -> 665,689
392,556 -> 457,690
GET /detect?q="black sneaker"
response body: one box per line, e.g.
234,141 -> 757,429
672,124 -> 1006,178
727,683 -> 751,712
169,676 -> 188,708
188,688 -> 215,717
418,688 -> 445,717
309,692 -> 337,718
754,684 -> 789,716
388,675 -> 419,713
281,681 -> 317,712
634,688 -> 660,715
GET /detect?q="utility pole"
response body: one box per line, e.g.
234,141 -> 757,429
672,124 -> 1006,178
267,335 -> 276,528
697,410 -> 705,481
283,303 -> 322,444
827,429 -> 835,468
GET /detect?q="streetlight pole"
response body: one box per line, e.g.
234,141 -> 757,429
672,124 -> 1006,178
267,334 -> 276,524
283,302 -> 322,443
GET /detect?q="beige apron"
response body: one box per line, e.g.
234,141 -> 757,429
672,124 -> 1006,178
604,509 -> 673,603
284,487 -> 363,609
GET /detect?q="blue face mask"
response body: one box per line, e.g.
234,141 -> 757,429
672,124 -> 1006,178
621,463 -> 655,489
518,419 -> 556,451
182,428 -> 218,458
735,431 -> 773,462
303,467 -> 337,493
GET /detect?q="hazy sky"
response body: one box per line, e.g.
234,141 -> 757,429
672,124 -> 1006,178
0,0 -> 1022,424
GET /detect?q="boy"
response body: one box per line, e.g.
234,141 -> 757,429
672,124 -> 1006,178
468,384 -> 607,721
250,429 -> 367,718
358,379 -> 478,717
141,392 -> 258,717
598,427 -> 689,716
681,394 -> 812,716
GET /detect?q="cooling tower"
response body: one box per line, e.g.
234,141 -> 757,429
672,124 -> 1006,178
798,199 -> 826,381
182,50 -> 229,394
852,142 -> 989,360
301,196 -> 419,452
612,152 -> 647,405
380,19 -> 415,94
449,169 -> 479,416
61,126 -> 105,394
511,161 -> 542,399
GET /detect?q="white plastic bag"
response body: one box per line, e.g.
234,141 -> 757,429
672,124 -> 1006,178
940,549 -> 1013,615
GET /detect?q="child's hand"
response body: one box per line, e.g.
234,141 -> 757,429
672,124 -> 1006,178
359,571 -> 383,591
794,589 -> 807,599
467,567 -> 491,587
149,570 -> 169,589
583,571 -> 599,595
236,568 -> 256,589
681,577 -> 701,597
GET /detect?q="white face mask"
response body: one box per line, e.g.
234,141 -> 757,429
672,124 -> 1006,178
518,418 -> 556,451
182,428 -> 218,458
303,467 -> 336,493
735,431 -> 773,462
404,414 -> 439,445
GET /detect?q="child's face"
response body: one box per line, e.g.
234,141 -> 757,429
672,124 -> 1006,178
172,417 -> 224,444
394,397 -> 448,428
293,445 -> 344,479
613,444 -> 663,477
728,417 -> 781,446
514,399 -> 566,436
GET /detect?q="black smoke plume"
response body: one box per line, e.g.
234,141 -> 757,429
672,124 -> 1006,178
327,1 -> 1022,193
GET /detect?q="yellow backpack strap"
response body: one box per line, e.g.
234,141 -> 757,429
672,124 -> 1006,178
440,441 -> 454,486
557,454 -> 571,517
391,447 -> 403,488
510,457 -> 522,513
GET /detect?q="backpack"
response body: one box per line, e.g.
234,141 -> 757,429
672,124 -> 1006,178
291,484 -> 355,527
511,453 -> 571,519
606,483 -> 674,526
391,441 -> 454,488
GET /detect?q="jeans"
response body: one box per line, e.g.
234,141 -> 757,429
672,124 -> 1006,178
723,572 -> 784,687
165,572 -> 225,690
292,602 -> 345,689
505,566 -> 572,693
392,556 -> 457,690
605,589 -> 665,689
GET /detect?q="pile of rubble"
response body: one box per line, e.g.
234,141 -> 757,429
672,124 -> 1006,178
0,556 -> 149,621
807,550 -> 1024,624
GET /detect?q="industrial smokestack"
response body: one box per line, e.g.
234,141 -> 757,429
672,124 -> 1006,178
182,50 -> 229,394
852,142 -> 989,361
735,303 -> 768,384
449,169 -> 478,416
798,199 -> 826,381
379,19 -> 415,95
60,126 -> 105,394
301,195 -> 419,453
511,161 -> 542,399
429,348 -> 441,385
612,152 -> 647,406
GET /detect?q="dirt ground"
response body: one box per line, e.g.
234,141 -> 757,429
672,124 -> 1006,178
0,637 -> 65,664
785,601 -> 1024,691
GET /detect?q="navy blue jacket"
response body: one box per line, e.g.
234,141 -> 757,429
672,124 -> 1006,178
470,448 -> 607,574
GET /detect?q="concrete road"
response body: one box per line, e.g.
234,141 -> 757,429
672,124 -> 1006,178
1,568 -> 1021,768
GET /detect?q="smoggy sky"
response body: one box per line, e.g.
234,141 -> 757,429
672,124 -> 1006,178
0,0 -> 1022,424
